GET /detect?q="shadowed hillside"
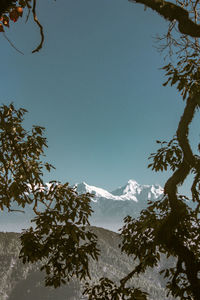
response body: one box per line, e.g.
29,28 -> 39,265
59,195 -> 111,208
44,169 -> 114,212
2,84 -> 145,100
0,227 -> 175,300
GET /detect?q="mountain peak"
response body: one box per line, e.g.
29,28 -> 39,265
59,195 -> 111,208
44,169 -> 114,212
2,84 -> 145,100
127,179 -> 139,185
75,182 -> 115,202
124,179 -> 141,194
74,179 -> 163,203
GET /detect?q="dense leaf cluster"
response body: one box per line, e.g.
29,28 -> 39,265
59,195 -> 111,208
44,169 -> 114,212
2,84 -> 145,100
84,277 -> 148,300
148,138 -> 183,172
0,0 -> 28,31
162,56 -> 200,102
0,104 -> 49,211
120,197 -> 200,299
0,103 -> 100,289
20,183 -> 100,287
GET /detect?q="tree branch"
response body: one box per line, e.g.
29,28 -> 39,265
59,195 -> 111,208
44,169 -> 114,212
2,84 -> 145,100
32,0 -> 44,53
129,0 -> 200,37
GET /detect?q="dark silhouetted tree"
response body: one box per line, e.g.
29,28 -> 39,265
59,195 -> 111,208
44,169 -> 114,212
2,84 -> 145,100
0,104 -> 99,288
84,1 -> 200,299
1,1 -> 200,299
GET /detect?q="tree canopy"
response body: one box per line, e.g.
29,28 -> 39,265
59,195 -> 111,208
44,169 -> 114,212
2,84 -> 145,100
1,0 -> 200,299
0,104 -> 99,288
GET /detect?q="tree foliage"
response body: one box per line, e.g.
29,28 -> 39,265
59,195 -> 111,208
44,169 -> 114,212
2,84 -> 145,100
0,103 -> 100,288
83,277 -> 148,300
83,1 -> 200,300
1,0 -> 200,300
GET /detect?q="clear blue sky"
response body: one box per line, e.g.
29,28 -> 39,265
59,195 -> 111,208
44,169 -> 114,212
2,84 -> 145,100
0,0 -> 197,193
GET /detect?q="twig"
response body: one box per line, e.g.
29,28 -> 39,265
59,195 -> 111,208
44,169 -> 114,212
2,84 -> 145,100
25,7 -> 31,23
32,0 -> 44,53
3,32 -> 24,55
8,208 -> 25,213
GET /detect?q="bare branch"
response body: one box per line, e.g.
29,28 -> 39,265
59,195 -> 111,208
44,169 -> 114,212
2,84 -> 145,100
129,0 -> 200,37
32,0 -> 44,53
3,32 -> 24,55
8,208 -> 25,213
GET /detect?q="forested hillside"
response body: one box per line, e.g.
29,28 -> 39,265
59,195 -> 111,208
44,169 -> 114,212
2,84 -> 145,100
0,227 -> 175,300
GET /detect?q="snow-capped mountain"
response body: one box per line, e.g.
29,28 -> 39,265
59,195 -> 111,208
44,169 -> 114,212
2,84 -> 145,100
75,179 -> 163,202
74,179 -> 163,231
0,179 -> 163,232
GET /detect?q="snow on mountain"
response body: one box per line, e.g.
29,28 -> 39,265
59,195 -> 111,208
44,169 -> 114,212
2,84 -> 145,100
112,179 -> 142,198
0,179 -> 164,232
75,182 -> 118,202
74,179 -> 164,232
75,179 -> 163,202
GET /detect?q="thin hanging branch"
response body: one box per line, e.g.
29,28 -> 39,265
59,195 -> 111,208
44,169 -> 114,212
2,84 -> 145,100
3,32 -> 24,55
32,0 -> 44,53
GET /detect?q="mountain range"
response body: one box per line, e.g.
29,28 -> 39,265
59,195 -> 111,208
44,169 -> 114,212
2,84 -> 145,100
0,179 -> 163,232
75,179 -> 163,231
0,227 -> 174,300
0,181 -> 177,300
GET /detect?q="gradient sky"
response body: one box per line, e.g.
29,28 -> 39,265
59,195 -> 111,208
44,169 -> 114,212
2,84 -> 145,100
0,0 -> 198,193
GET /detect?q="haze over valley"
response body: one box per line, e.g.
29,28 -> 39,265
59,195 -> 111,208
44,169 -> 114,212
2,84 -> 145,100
0,179 -> 163,232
